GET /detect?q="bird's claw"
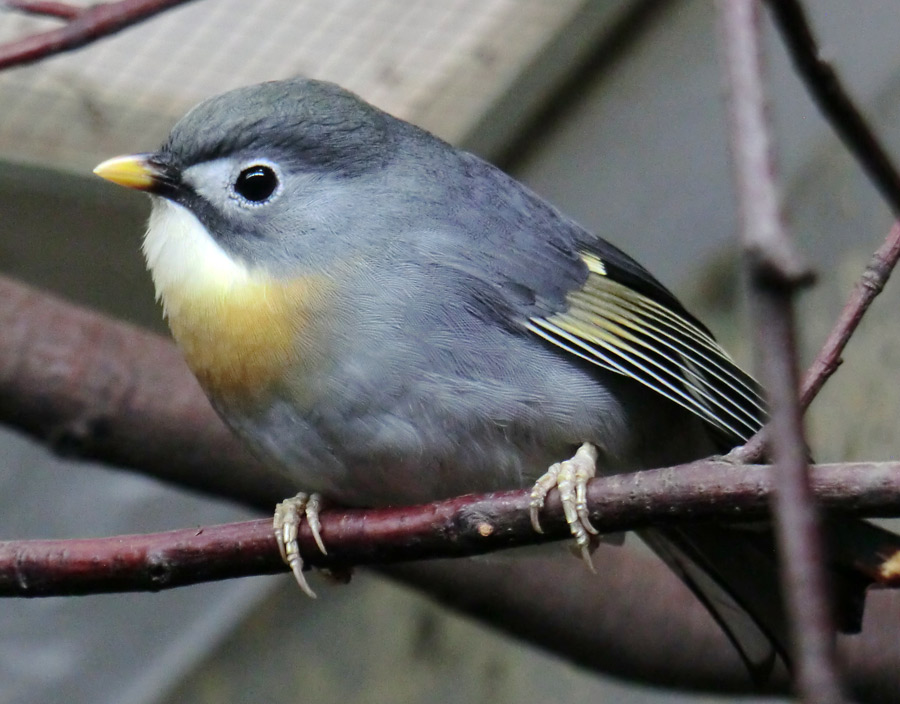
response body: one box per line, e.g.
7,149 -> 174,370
529,442 -> 599,570
274,492 -> 326,598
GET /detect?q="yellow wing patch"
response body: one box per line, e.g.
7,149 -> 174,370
528,252 -> 766,442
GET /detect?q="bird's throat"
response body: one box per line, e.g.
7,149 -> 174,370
143,199 -> 332,406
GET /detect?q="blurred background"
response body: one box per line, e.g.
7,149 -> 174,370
2,1 -> 900,702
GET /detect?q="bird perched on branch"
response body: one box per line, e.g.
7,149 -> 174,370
95,77 -> 900,678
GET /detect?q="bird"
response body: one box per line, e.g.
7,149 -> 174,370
93,76 -> 900,679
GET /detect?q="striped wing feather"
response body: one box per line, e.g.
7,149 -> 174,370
528,253 -> 766,444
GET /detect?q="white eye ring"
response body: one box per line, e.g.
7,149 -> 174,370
231,160 -> 283,206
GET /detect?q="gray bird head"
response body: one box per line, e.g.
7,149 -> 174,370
93,77 -> 458,279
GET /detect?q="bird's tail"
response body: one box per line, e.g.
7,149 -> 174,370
639,517 -> 900,682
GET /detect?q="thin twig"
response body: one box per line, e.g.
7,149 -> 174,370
764,0 -> 900,217
2,460 -> 900,598
3,1 -> 81,20
730,3 -> 900,465
0,0 -> 198,71
801,221 -> 900,407
731,224 -> 900,466
751,0 -> 900,459
717,1 -> 844,702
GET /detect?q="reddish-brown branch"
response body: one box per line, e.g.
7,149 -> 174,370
6,274 -> 900,697
0,0 -> 198,70
0,275 -> 291,508
4,1 -> 81,20
717,1 -> 844,702
0,275 -> 778,692
3,460 -> 900,598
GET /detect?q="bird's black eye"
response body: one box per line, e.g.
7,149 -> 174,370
234,165 -> 279,203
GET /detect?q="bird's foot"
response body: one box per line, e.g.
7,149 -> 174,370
274,492 -> 326,597
529,442 -> 599,570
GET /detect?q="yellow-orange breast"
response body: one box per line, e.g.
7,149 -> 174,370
165,275 -> 333,405
142,199 -> 335,407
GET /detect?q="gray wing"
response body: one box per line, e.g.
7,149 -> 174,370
433,152 -> 766,448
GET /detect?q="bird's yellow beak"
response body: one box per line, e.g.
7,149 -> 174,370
93,154 -> 164,191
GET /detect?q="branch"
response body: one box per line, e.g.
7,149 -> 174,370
732,218 -> 899,461
801,221 -> 900,407
732,220 -> 900,463
7,275 -> 900,698
730,0 -> 900,465
717,2 -> 843,702
0,0 -> 199,71
0,275 -> 292,508
5,1 -> 80,20
0,275 -> 772,692
763,0 -> 900,218
2,460 -> 900,597
728,1 -> 900,462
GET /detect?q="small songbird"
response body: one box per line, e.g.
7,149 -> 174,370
94,77 -> 900,678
